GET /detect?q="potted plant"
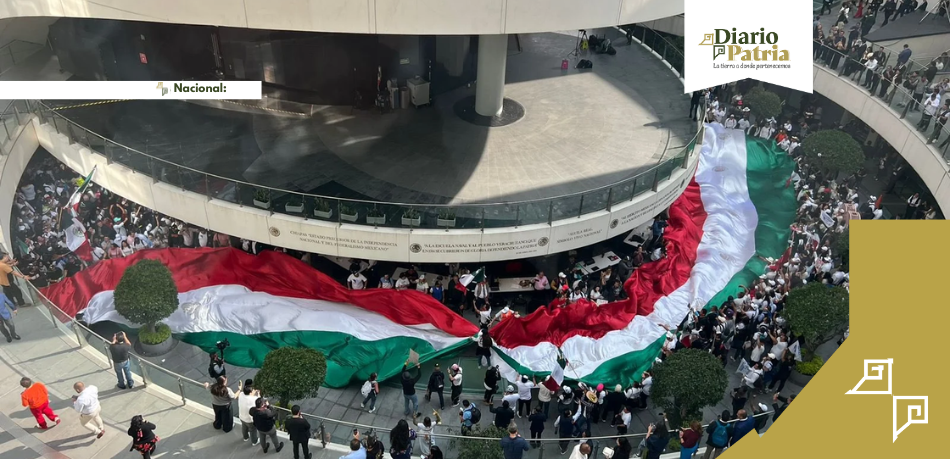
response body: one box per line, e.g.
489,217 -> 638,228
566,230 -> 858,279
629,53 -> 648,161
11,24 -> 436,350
340,204 -> 358,223
450,425 -> 507,459
367,208 -> 386,225
284,194 -> 304,214
253,188 -> 271,209
113,259 -> 179,356
401,208 -> 421,226
314,198 -> 333,219
784,283 -> 848,381
255,347 -> 326,429
437,208 -> 457,228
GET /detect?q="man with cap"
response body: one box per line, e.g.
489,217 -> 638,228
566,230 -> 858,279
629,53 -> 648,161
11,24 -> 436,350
515,375 -> 536,418
449,364 -> 463,407
401,361 -> 422,416
537,377 -> 554,420
503,385 -> 521,410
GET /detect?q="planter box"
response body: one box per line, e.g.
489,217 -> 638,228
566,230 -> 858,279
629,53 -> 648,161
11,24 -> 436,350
137,337 -> 178,357
285,203 -> 304,213
788,370 -> 814,387
401,216 -> 422,226
340,212 -> 359,223
314,209 -> 333,219
367,215 -> 386,225
437,218 -> 457,228
252,199 -> 271,209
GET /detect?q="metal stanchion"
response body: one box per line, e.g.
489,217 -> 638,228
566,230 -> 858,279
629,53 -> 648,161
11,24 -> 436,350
177,377 -> 186,405
319,422 -> 327,448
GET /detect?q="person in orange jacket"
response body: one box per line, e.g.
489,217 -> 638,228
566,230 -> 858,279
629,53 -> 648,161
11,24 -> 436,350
20,377 -> 60,429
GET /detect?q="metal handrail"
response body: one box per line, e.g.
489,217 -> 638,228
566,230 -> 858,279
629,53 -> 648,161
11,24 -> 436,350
36,101 -> 700,209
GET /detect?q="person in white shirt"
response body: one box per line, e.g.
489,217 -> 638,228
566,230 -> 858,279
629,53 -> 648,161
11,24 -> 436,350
743,363 -> 764,388
72,381 -> 104,438
238,379 -> 260,444
347,272 -> 367,290
568,442 -> 591,459
738,115 -> 751,133
863,57 -> 878,88
502,385 -> 521,409
394,273 -> 410,290
416,277 -> 429,293
724,114 -> 738,129
450,364 -> 464,407
515,375 -> 536,418
533,272 -> 549,291
379,274 -> 393,289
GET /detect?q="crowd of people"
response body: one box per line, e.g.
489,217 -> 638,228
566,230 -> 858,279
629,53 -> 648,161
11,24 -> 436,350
8,127 -> 850,459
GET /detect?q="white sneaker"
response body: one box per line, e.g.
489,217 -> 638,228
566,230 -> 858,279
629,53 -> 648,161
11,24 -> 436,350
360,403 -> 365,409
252,440 -> 259,446
243,437 -> 249,442
369,408 -> 377,414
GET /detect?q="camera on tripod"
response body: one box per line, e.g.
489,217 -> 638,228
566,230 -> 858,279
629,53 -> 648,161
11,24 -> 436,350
216,339 -> 230,351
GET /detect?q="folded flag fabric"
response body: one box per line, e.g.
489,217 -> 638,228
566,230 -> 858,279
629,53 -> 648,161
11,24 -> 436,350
490,123 -> 797,387
40,248 -> 478,387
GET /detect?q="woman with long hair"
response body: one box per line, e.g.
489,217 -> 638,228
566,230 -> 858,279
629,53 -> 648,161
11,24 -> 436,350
643,419 -> 670,459
389,419 -> 416,459
128,415 -> 158,459
613,437 -> 633,459
678,421 -> 703,458
206,376 -> 238,433
428,445 -> 444,459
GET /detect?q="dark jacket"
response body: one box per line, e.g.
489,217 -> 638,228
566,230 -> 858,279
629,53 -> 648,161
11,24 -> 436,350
250,406 -> 277,432
730,417 -> 756,445
644,432 -> 669,459
604,391 -> 626,413
557,415 -> 574,437
401,365 -> 421,395
285,416 -> 311,442
705,419 -> 731,448
128,422 -> 157,446
500,435 -> 530,459
489,403 -> 515,429
427,371 -> 445,393
484,368 -> 501,389
528,412 -> 546,432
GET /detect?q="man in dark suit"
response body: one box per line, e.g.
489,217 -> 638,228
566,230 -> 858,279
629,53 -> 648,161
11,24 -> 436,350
772,393 -> 795,423
285,405 -> 312,459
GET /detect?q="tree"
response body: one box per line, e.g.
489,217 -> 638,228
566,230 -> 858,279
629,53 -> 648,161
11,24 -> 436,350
834,228 -> 849,270
113,259 -> 178,344
784,283 -> 849,359
651,349 -> 728,428
255,347 -> 327,407
743,87 -> 782,121
452,425 -> 506,459
800,130 -> 865,176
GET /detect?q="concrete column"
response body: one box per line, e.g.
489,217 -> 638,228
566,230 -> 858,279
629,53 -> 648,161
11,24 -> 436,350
475,34 -> 508,117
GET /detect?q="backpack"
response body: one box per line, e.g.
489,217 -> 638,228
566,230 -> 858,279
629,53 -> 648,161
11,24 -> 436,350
711,421 -> 728,446
469,406 -> 482,424
360,380 -> 373,397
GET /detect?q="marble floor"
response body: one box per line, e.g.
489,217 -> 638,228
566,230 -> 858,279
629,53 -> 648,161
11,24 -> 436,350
46,29 -> 694,205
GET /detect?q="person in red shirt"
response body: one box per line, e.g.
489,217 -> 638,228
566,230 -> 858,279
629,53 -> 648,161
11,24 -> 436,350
20,377 -> 60,429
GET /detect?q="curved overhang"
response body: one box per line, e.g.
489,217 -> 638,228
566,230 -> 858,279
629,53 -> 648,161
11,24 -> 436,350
0,0 -> 682,35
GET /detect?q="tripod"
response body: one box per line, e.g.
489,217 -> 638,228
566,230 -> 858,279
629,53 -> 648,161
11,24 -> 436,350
919,0 -> 950,25
569,29 -> 589,58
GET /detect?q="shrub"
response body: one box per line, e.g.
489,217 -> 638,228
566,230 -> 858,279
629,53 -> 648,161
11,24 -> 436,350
255,347 -> 327,407
744,87 -> 783,121
784,283 -> 849,358
340,204 -> 356,216
800,130 -> 865,176
113,259 -> 178,340
315,198 -> 331,212
254,188 -> 271,202
795,355 -> 824,376
452,424 -> 506,459
652,349 -> 728,427
139,323 -> 172,345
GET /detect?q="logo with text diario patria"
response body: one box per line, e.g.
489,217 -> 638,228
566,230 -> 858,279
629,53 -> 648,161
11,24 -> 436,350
698,28 -> 790,67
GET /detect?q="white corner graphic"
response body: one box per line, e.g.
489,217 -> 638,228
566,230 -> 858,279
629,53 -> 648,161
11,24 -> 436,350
893,396 -> 928,443
845,358 -> 893,395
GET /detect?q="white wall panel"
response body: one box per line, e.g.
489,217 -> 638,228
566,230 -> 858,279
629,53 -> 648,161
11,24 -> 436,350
205,200 -> 272,242
244,0 -> 372,33
375,0 -> 504,35
151,182 -> 210,228
0,121 -> 38,247
0,0 -> 685,34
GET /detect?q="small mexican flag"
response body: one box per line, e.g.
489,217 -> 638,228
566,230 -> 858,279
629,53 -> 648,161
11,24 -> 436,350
61,217 -> 92,261
460,267 -> 485,287
66,166 -> 97,217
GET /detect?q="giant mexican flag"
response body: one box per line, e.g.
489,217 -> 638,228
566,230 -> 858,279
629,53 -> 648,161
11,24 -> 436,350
490,123 -> 797,386
40,248 -> 479,388
40,123 -> 795,389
